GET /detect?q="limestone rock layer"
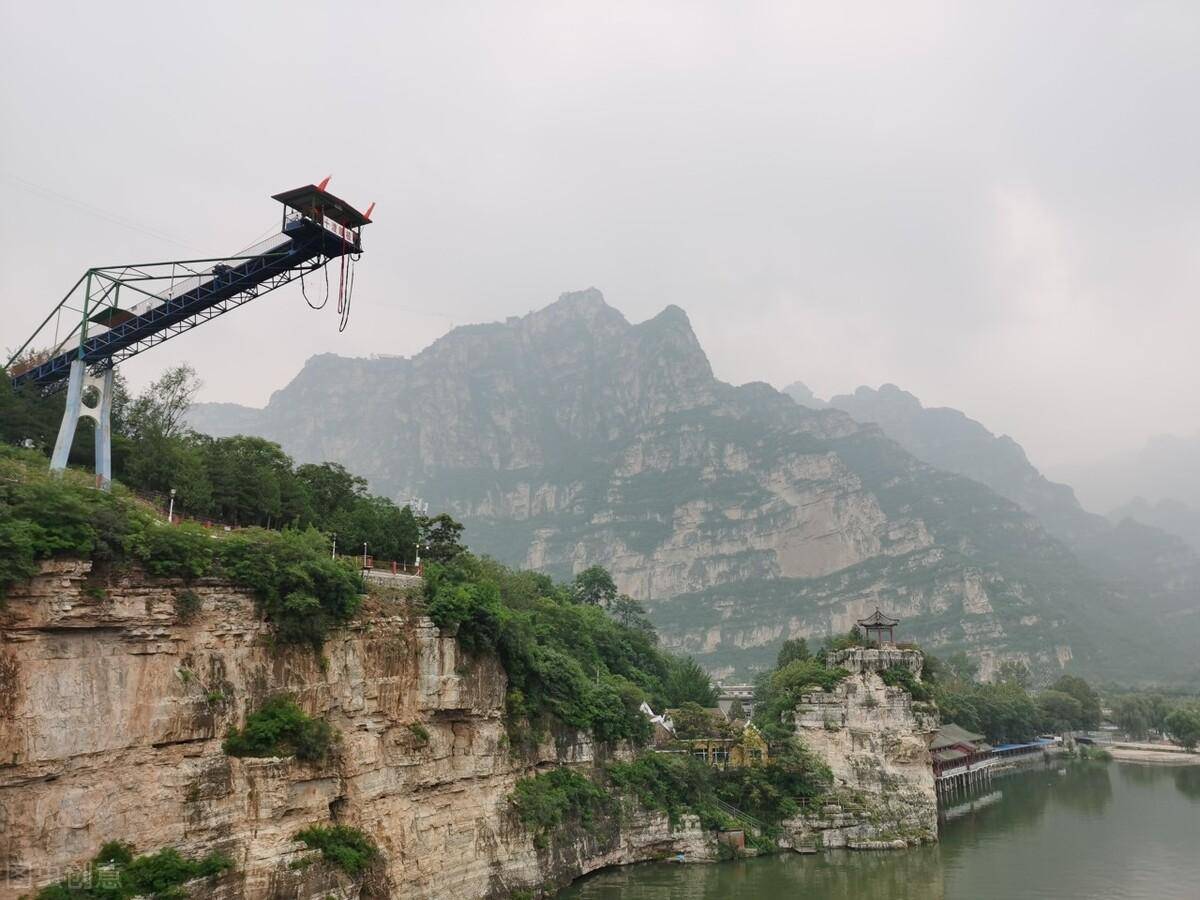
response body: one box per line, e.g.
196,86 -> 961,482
0,562 -> 708,900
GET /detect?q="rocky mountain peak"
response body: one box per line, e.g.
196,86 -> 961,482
782,381 -> 827,409
185,299 -> 1200,682
547,286 -> 610,312
525,287 -> 628,332
871,383 -> 922,407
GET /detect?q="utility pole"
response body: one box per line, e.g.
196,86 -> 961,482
331,533 -> 337,560
363,542 -> 368,570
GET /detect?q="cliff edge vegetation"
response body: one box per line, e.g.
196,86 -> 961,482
0,445 -> 361,650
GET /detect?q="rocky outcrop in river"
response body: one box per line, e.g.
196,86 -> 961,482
785,649 -> 938,849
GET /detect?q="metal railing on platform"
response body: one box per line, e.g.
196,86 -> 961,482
713,799 -> 767,834
347,556 -> 424,577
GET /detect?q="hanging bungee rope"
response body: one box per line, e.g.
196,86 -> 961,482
294,177 -> 369,332
300,257 -> 330,309
340,250 -> 359,333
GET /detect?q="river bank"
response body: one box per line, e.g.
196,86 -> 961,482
1103,741 -> 1200,766
558,759 -> 1200,899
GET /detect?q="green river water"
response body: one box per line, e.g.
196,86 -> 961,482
557,760 -> 1200,900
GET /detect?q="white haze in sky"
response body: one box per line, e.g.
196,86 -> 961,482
1,1 -> 1197,470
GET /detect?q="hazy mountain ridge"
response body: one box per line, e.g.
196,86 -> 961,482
1049,432 -> 1200,514
1111,498 -> 1200,555
187,291 -> 1198,683
820,384 -> 1085,538
816,383 -> 1200,617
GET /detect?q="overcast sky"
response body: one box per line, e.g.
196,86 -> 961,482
2,2 -> 1197,469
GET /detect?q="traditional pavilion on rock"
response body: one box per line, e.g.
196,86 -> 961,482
857,608 -> 900,646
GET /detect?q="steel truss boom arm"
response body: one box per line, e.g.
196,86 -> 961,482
9,218 -> 357,388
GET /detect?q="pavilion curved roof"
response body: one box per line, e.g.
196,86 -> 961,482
857,608 -> 899,627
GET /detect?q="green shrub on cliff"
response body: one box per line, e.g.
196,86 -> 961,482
0,446 -> 132,597
216,527 -> 363,648
126,519 -> 214,579
716,739 -> 832,821
423,555 -> 675,745
510,767 -> 611,845
878,665 -> 932,702
751,658 -> 851,741
606,738 -> 831,831
222,695 -> 336,763
293,825 -> 379,876
606,752 -> 723,829
0,450 -> 362,651
0,518 -> 40,599
34,840 -> 232,899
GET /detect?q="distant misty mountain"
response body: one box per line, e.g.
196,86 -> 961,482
818,383 -> 1200,628
823,384 -> 1088,540
185,290 -> 1199,684
1049,433 -> 1200,515
1111,498 -> 1200,555
781,381 -> 826,409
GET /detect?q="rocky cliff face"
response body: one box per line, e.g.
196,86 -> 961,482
824,384 -> 1200,620
184,291 -> 1198,683
785,649 -> 937,850
0,561 -> 711,900
824,385 -> 1084,537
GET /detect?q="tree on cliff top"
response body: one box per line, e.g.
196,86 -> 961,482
573,564 -> 617,606
609,593 -> 656,640
418,512 -> 466,562
776,638 -> 811,668
125,363 -> 201,441
671,701 -> 735,739
752,657 -> 851,743
664,655 -> 718,707
423,553 -> 664,745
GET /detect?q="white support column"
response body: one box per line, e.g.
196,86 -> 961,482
49,360 -> 86,474
48,361 -> 115,491
94,367 -> 114,489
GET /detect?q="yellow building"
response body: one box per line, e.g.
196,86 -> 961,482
680,724 -> 770,769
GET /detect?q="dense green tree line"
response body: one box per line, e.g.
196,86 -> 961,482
1,363 -> 437,564
1109,690 -> 1200,749
931,665 -> 1104,743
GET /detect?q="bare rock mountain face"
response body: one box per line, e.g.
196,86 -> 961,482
786,649 -> 938,850
188,290 -> 1198,683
